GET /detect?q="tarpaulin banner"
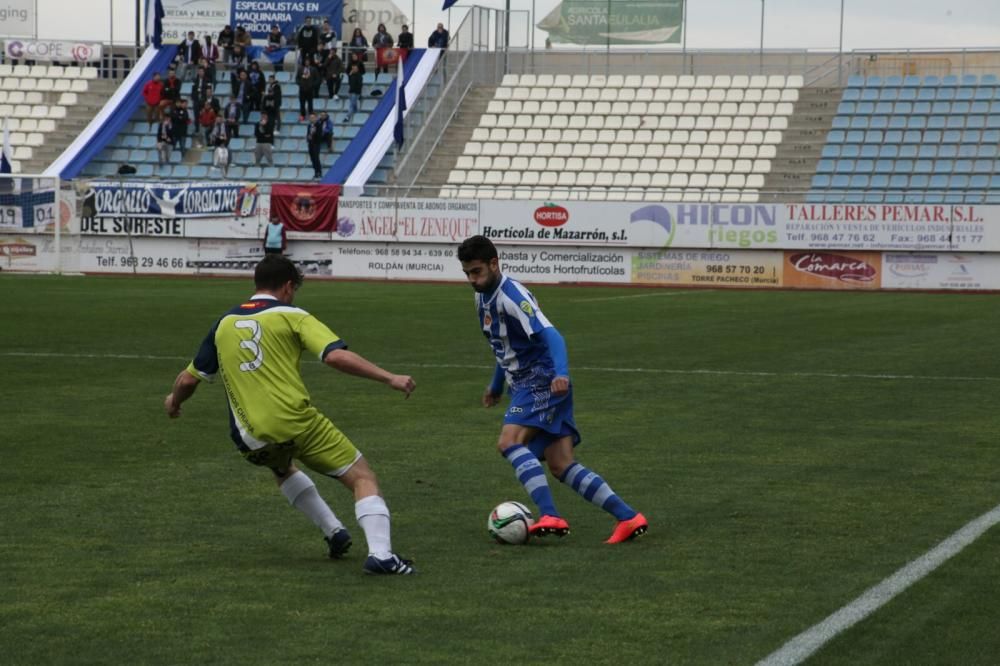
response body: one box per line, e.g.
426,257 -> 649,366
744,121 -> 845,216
376,46 -> 408,68
271,184 -> 341,232
81,181 -> 259,219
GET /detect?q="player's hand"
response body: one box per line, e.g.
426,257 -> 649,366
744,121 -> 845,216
482,389 -> 501,408
164,393 -> 182,418
389,374 -> 416,398
550,376 -> 570,396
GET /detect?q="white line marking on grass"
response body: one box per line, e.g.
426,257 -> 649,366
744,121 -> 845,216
570,290 -> 712,303
756,502 -> 1000,666
2,352 -> 999,383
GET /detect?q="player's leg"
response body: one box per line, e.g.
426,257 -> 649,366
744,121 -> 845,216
295,415 -> 413,574
545,438 -> 648,544
498,425 -> 569,536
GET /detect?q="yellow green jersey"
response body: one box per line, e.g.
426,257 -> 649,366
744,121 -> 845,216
186,295 -> 346,451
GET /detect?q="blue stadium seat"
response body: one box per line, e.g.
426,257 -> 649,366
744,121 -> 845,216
879,145 -> 899,158
837,102 -> 855,115
227,166 -> 244,178
927,115 -> 946,130
917,88 -> 935,101
866,76 -> 883,87
932,159 -> 953,174
974,88 -> 994,101
845,130 -> 865,143
874,101 -> 893,115
914,160 -> 933,174
805,191 -> 825,203
902,75 -> 921,88
961,74 -> 979,86
967,115 -> 986,129
952,101 -> 971,115
898,88 -> 917,101
960,129 -> 980,143
289,152 -> 308,166
904,192 -> 925,203
913,101 -> 932,115
983,129 -> 1000,143
874,159 -> 894,174
931,101 -> 951,115
937,87 -> 957,101
970,101 -> 990,114
860,145 -> 879,159
841,144 -> 861,159
122,135 -> 140,148
879,88 -> 899,101
906,116 -> 926,129
981,74 -> 999,85
889,174 -> 909,188
190,165 -> 208,178
279,167 -> 297,180
885,75 -> 903,87
831,175 -> 850,188
847,75 -> 865,87
910,174 -> 930,188
895,159 -> 914,173
902,130 -> 922,144
923,75 -> 941,86
974,158 -> 994,172
129,149 -> 148,162
835,159 -> 855,173
140,135 -> 156,148
888,116 -> 907,130
871,174 -> 889,189
831,116 -> 850,129
230,137 -> 246,150
954,159 -> 973,174
938,144 -> 958,158
943,192 -> 964,204
842,88 -> 861,102
849,175 -> 869,188
918,145 -> 938,159
137,164 -> 154,177
951,175 -> 970,188
274,152 -> 291,166
262,167 -> 280,180
821,145 -> 841,159
970,174 -> 989,189
884,130 -> 904,144
941,74 -> 959,87
870,116 -> 889,130
898,145 -> 918,159
956,87 -> 975,101
827,130 -> 845,143
171,165 -> 191,178
860,89 -> 879,102
965,191 -> 985,204
244,166 -> 263,179
986,115 -> 1000,129
856,101 -> 876,114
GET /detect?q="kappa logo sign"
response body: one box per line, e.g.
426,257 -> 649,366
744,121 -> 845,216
534,203 -> 569,227
789,252 -> 877,283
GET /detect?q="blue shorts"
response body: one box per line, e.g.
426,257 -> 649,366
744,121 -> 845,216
503,383 -> 581,460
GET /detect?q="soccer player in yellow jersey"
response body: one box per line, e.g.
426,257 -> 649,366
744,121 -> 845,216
164,255 -> 417,575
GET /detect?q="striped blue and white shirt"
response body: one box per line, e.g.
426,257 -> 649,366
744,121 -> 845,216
476,275 -> 556,387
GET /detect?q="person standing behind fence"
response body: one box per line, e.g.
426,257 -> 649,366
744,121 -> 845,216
428,23 -> 449,49
319,20 -> 336,64
198,101 -> 217,146
171,98 -> 191,153
156,113 -> 175,165
307,112 -> 324,179
191,66 -> 210,119
344,63 -> 363,124
372,24 -> 393,81
262,218 -> 286,255
210,117 -> 230,175
397,25 -> 414,50
203,36 -> 219,82
261,77 -> 282,134
348,28 -> 368,67
224,97 -> 241,137
297,66 -> 316,120
255,113 -> 275,166
176,31 -> 202,81
297,17 -> 319,65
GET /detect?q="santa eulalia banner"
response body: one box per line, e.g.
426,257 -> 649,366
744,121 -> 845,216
270,184 -> 342,232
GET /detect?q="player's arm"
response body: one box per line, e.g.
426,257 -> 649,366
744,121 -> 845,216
537,327 -> 571,395
324,349 -> 416,398
164,369 -> 200,418
483,363 -> 505,407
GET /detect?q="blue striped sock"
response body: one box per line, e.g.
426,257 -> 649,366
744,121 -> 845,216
559,462 -> 637,521
502,444 -> 560,517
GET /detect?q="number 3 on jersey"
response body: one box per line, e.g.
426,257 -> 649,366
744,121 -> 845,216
235,319 -> 264,371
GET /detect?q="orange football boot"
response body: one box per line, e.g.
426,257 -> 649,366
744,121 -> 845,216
528,514 -> 570,537
605,512 -> 648,544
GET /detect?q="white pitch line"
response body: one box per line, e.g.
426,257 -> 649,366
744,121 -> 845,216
757,502 -> 1000,666
570,290 -> 711,303
2,352 -> 999,383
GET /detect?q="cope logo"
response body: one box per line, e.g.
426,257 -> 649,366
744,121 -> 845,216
789,253 -> 877,283
533,203 -> 569,227
72,44 -> 93,62
336,217 -> 356,237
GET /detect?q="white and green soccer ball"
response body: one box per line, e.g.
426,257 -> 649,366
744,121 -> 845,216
488,501 -> 535,545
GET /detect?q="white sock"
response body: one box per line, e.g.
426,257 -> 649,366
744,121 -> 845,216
280,471 -> 344,538
355,495 -> 392,559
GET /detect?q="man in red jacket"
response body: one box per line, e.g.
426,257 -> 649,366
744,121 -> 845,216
142,72 -> 164,123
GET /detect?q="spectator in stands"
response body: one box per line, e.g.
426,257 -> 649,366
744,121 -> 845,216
319,111 -> 334,151
224,96 -> 241,137
428,23 -> 449,49
324,50 -> 344,98
306,112 -> 324,179
142,72 -> 164,123
248,61 -> 266,107
231,43 -> 249,69
176,31 -> 202,81
255,113 -> 275,166
372,23 -> 394,80
319,20 -> 337,64
344,63 -> 363,123
261,77 -> 282,134
235,26 -> 252,51
397,25 -> 414,50
218,25 -> 235,64
348,50 -> 366,76
191,65 -> 210,116
172,98 -> 191,153
202,85 -> 221,114
348,28 -> 368,67
232,68 -> 256,122
202,36 -> 219,81
266,24 -> 285,54
297,17 -> 319,65
210,117 -> 230,174
297,65 -> 317,120
156,113 -> 175,165
198,101 -> 217,146
162,69 -> 182,106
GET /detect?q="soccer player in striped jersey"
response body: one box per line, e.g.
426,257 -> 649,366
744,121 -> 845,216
164,255 -> 416,575
457,235 -> 648,544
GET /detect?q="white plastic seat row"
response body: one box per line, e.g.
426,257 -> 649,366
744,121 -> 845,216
486,99 -> 795,117
465,128 -> 783,150
439,185 -> 763,203
453,155 -> 772,176
6,131 -> 45,147
0,118 -> 56,132
462,140 -> 779,159
499,73 -> 804,89
0,77 -> 87,92
0,104 -> 67,119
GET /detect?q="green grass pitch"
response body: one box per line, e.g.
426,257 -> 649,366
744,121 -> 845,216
2,273 -> 999,664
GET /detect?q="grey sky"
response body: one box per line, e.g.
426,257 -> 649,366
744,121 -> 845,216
27,0 -> 1000,51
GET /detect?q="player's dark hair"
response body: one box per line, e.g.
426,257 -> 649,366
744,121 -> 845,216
457,235 -> 498,263
254,255 -> 303,291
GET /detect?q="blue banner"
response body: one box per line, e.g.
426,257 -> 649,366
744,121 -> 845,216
232,0 -> 344,40
82,181 -> 259,219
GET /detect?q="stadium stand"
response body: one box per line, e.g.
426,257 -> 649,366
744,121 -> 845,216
78,68 -> 418,183
0,64 -> 114,173
809,74 -> 1000,203
435,73 -> 804,202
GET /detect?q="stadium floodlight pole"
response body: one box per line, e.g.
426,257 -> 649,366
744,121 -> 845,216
838,0 -> 846,85
759,0 -> 765,74
136,0 -> 142,56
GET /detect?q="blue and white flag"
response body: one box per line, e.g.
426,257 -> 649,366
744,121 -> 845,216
394,53 -> 408,148
443,0 -> 460,9
0,122 -> 12,174
147,0 -> 165,48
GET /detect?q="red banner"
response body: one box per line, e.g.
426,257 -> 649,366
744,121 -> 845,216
270,184 -> 341,232
376,47 -> 408,68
